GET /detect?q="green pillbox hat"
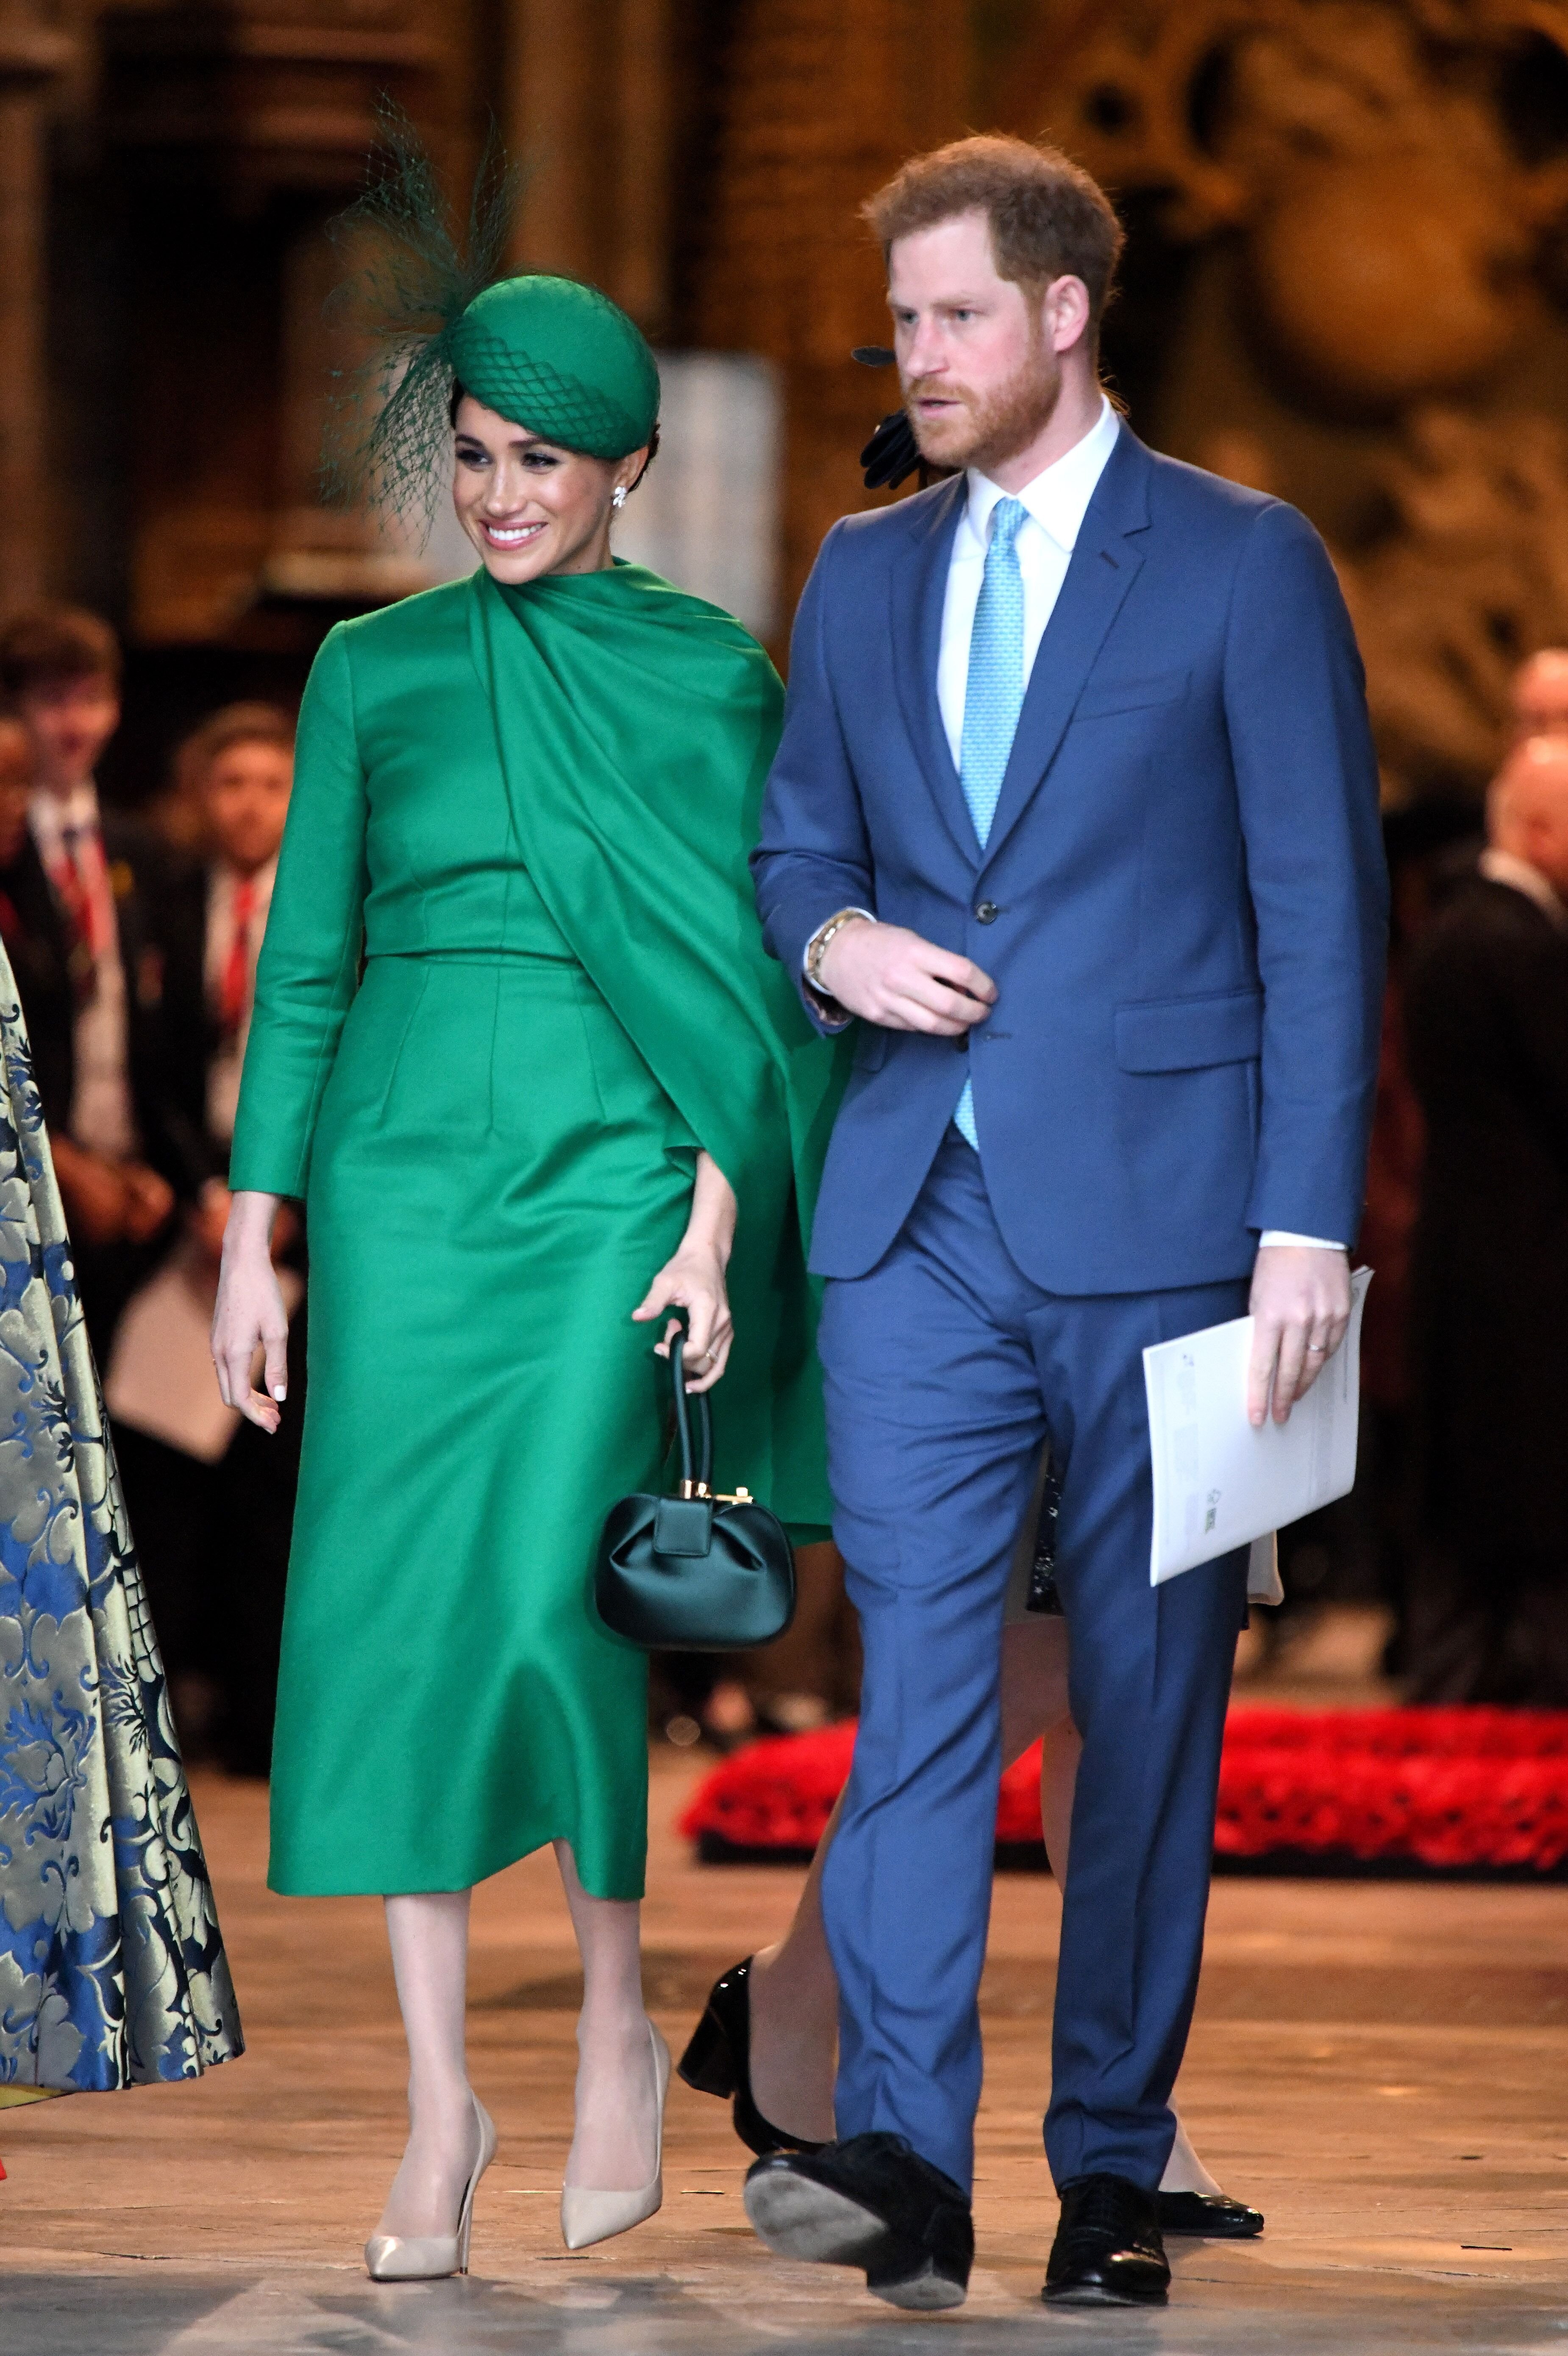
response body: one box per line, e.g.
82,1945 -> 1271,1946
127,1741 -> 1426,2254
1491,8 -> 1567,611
448,275 -> 660,459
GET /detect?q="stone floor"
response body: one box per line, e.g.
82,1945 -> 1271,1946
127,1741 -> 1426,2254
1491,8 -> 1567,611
3,1748 -> 1568,2353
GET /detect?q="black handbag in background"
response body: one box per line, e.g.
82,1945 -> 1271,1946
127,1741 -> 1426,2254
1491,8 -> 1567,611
593,1333 -> 796,1651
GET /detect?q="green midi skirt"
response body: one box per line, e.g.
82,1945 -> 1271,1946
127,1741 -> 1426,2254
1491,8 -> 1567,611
268,949 -> 696,1899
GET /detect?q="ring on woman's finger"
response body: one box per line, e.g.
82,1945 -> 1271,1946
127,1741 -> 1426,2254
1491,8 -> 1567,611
1305,1341 -> 1328,1354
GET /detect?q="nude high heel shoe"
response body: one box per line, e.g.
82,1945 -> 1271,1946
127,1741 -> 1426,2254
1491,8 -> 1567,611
559,2021 -> 670,2252
365,2091 -> 497,2281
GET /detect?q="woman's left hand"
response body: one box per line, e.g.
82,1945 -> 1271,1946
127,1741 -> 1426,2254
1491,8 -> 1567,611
631,1242 -> 734,1392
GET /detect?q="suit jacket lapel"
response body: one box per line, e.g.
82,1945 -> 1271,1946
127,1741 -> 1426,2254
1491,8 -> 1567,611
888,475 -> 978,871
979,428 -> 1153,872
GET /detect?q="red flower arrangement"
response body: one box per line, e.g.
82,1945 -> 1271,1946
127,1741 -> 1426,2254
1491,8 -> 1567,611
678,1708 -> 1568,1876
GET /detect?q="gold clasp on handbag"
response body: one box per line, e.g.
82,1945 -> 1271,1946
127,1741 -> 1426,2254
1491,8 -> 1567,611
678,1481 -> 753,1505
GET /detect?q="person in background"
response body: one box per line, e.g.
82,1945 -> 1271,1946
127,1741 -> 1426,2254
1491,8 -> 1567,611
1511,648 -> 1568,742
0,605 -> 192,1352
0,717 -> 71,1072
111,703 -> 300,1776
1402,733 -> 1568,1702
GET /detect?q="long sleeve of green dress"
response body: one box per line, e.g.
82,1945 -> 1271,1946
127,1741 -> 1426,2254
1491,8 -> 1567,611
230,629 -> 368,1201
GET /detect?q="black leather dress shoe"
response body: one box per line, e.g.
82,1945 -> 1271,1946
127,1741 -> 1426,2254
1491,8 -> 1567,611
1158,2188 -> 1264,2238
745,2133 -> 973,2311
678,1957 -> 826,2159
1044,2173 -> 1170,2306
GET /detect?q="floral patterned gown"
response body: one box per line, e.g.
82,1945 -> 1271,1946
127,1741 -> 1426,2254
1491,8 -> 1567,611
0,945 -> 242,2103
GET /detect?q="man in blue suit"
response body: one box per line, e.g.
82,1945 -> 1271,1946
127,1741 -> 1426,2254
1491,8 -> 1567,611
743,137 -> 1386,2312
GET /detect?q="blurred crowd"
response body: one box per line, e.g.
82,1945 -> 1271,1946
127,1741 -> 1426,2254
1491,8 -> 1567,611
0,600 -> 1565,1773
0,604 -> 299,1775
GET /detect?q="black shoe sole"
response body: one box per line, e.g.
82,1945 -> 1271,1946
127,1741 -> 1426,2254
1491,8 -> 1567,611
870,2259 -> 967,2312
743,2172 -> 967,2309
744,2169 -> 890,2267
1044,2281 -> 1169,2308
1157,2194 -> 1264,2239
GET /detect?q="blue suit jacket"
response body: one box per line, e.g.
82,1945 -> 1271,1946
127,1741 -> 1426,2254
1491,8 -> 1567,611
752,428 -> 1388,1294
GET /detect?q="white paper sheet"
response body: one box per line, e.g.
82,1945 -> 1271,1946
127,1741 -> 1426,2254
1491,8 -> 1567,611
1143,1268 -> 1372,1585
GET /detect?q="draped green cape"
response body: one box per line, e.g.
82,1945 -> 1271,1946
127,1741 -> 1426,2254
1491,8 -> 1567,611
469,562 -> 845,1526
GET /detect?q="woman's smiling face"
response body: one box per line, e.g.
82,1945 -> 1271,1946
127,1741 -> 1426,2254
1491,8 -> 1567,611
450,395 -> 646,584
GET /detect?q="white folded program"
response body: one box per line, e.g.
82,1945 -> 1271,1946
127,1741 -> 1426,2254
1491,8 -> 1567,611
1143,1270 -> 1373,1586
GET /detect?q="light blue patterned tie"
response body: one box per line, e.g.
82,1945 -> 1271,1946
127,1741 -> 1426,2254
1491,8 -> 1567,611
954,495 -> 1027,1150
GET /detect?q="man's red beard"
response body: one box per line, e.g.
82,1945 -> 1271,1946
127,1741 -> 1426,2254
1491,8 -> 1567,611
905,341 -> 1062,476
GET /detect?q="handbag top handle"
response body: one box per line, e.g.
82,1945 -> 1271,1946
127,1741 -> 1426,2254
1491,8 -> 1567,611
670,1331 -> 715,1498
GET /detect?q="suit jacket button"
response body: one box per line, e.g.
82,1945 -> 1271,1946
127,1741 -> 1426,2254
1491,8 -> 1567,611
975,900 -> 999,923
955,1032 -> 968,1051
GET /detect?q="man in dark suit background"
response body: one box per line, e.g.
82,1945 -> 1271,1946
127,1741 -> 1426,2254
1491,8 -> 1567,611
1403,733 -> 1568,1703
109,702 -> 302,1774
0,605 -> 205,1355
744,137 -> 1385,2311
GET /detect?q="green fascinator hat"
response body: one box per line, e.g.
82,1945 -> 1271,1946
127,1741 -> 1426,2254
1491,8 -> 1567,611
323,106 -> 658,535
448,276 -> 659,461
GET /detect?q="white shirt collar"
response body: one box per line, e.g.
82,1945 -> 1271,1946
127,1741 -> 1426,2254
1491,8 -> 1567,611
30,779 -> 101,843
964,395 -> 1121,554
1479,846 -> 1568,929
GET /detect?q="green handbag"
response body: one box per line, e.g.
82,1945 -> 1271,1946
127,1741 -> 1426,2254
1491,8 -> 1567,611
594,1333 -> 797,1651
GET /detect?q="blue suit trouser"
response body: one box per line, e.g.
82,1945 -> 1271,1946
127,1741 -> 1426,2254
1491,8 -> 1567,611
817,1132 -> 1248,2195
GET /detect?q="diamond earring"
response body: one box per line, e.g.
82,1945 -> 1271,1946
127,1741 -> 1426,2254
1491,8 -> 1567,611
611,486 -> 628,510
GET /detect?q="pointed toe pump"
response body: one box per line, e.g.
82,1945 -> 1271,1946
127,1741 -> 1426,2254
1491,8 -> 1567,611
559,2021 -> 671,2252
365,2092 -> 497,2281
678,1956 -> 826,2159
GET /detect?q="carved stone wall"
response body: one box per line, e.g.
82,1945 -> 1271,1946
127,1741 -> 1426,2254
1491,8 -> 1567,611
687,0 -> 971,625
986,0 -> 1568,795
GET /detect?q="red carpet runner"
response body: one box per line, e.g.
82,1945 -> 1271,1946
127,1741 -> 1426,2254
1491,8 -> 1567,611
679,1708 -> 1568,1879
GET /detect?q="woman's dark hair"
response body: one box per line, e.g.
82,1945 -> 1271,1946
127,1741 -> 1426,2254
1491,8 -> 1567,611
448,378 -> 659,487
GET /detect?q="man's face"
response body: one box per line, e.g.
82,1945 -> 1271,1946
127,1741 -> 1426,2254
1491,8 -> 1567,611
887,209 -> 1063,476
1512,651 -> 1568,741
18,675 -> 120,795
202,740 -> 293,873
1493,739 -> 1568,895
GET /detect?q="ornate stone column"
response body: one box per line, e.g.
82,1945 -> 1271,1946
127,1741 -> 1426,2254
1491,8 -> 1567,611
0,6 -> 76,603
690,0 -> 971,626
503,0 -> 673,336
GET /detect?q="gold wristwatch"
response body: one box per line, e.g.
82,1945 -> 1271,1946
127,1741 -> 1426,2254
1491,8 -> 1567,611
804,907 -> 874,1000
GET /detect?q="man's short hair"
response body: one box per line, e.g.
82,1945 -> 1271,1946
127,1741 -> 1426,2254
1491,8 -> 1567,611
863,135 -> 1125,346
178,701 -> 295,791
0,604 -> 121,699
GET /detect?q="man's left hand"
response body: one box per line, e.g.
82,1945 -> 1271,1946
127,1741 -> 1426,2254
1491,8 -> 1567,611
1247,1244 -> 1351,1428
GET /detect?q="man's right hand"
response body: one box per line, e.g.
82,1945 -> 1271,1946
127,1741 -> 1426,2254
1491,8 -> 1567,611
51,1137 -> 130,1246
818,920 -> 996,1037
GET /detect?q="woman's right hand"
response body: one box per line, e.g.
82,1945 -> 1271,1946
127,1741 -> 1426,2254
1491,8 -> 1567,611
211,1189 -> 290,1433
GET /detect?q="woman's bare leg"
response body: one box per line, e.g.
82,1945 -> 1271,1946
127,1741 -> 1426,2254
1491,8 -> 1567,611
746,1795 -> 841,2141
376,1890 -> 480,2239
556,1842 -> 662,2190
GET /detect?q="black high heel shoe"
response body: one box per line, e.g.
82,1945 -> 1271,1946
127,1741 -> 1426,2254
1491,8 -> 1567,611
677,1957 -> 827,2159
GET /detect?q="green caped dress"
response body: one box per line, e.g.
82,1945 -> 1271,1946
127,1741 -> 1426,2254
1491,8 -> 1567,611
229,563 -> 842,1900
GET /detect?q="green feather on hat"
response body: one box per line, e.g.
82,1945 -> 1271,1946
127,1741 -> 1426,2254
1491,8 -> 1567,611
322,103 -> 659,538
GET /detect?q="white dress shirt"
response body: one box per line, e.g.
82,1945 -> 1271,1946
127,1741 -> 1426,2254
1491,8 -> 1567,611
204,854 -> 277,1144
1479,845 -> 1567,929
935,397 -> 1341,1253
28,781 -> 138,1161
936,393 -> 1122,770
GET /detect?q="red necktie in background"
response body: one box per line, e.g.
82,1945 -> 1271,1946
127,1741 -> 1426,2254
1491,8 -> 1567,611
219,876 -> 256,1037
55,821 -> 111,1006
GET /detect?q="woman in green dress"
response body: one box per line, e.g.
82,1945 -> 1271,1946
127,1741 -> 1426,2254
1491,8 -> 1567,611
211,269 -> 838,2277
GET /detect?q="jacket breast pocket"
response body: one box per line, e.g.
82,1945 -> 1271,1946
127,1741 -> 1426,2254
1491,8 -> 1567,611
1114,988 -> 1263,1073
1075,668 -> 1191,722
